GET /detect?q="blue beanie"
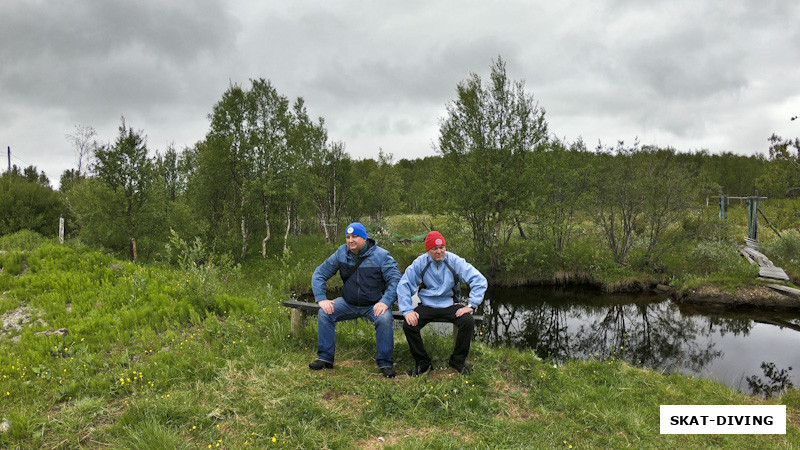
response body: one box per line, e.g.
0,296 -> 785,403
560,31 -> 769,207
344,222 -> 368,240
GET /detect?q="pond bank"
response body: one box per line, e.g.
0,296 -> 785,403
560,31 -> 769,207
493,270 -> 800,311
677,285 -> 800,311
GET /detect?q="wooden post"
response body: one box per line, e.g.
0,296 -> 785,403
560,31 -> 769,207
291,309 -> 306,338
131,238 -> 138,262
747,197 -> 758,240
58,217 -> 64,244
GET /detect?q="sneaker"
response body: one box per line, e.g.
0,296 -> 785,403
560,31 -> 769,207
448,360 -> 472,375
380,366 -> 397,378
407,363 -> 432,377
308,359 -> 333,370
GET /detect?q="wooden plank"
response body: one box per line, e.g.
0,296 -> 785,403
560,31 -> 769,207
282,299 -> 484,322
739,248 -> 758,265
759,267 -> 790,281
740,247 -> 776,267
744,237 -> 760,249
767,284 -> 800,297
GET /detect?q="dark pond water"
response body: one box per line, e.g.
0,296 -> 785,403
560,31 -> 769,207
478,285 -> 800,396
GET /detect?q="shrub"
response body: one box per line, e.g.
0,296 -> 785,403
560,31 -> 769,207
761,229 -> 800,266
0,251 -> 25,275
689,240 -> 754,276
0,230 -> 49,251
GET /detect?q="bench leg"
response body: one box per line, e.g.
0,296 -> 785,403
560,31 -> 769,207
291,309 -> 307,338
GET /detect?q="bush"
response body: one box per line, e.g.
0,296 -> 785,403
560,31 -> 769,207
761,229 -> 800,271
0,251 -> 25,275
762,229 -> 800,261
0,230 -> 49,251
689,240 -> 754,276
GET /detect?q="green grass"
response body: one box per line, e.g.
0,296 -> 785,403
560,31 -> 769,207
0,233 -> 798,448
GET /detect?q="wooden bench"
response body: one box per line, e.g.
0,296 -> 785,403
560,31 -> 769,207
283,299 -> 484,342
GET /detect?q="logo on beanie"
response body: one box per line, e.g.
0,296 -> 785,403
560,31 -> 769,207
435,238 -> 443,246
347,227 -> 354,234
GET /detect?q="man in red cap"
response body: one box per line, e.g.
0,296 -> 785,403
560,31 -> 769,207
397,231 -> 488,376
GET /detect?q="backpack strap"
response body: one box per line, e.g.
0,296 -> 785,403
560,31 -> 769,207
340,254 -> 367,285
417,259 -> 461,300
443,259 -> 462,301
418,260 -> 432,291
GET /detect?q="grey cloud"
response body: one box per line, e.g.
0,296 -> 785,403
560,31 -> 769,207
3,0 -> 800,189
1,0 -> 238,115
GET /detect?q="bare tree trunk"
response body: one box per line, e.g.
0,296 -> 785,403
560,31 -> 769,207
131,238 -> 138,262
261,211 -> 271,259
240,217 -> 248,261
320,213 -> 330,242
515,214 -> 527,240
283,203 -> 292,253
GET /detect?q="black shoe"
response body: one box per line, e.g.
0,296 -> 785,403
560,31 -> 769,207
308,359 -> 333,370
407,363 -> 432,377
449,360 -> 472,375
380,366 -> 397,378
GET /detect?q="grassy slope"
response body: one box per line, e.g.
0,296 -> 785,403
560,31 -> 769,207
0,237 -> 798,448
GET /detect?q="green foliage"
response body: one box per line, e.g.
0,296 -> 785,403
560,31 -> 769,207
756,134 -> 800,198
438,56 -> 548,272
66,119 -> 169,261
0,237 -> 798,448
693,150 -> 767,197
0,251 -> 25,275
590,143 -> 701,265
0,167 -> 65,237
0,230 -> 49,251
689,240 -> 756,277
350,150 -> 403,222
763,198 -> 800,232
67,178 -> 129,252
761,229 -> 800,274
307,141 -> 351,243
529,139 -> 592,251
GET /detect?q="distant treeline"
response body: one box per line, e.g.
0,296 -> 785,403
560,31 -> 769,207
2,58 -> 798,272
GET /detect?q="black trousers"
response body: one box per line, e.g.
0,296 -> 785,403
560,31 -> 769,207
402,304 -> 475,366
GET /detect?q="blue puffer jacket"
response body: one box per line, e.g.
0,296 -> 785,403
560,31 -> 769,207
312,238 -> 401,307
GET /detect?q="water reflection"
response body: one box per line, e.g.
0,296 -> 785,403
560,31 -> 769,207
481,286 -> 800,395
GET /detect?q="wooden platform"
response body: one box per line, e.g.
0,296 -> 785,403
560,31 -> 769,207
740,239 -> 790,281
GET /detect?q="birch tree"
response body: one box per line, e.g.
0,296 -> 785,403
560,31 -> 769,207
438,56 -> 548,272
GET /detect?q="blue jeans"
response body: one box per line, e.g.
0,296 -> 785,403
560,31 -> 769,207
317,297 -> 394,368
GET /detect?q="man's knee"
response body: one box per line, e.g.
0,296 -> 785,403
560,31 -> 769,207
375,310 -> 393,326
402,321 -> 418,333
318,309 -> 334,323
456,313 -> 475,328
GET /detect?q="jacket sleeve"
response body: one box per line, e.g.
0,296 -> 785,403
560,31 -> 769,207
397,257 -> 423,315
379,251 -> 401,307
312,249 -> 341,301
453,254 -> 487,309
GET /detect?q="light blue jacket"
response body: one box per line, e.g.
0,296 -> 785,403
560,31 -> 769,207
398,251 -> 487,315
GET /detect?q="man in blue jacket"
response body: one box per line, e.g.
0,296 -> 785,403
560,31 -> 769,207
398,231 -> 488,376
309,222 -> 401,378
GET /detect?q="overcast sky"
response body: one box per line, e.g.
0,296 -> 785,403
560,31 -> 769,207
2,0 -> 799,187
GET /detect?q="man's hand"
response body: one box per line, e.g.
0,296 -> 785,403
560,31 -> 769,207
318,299 -> 335,315
455,306 -> 474,317
373,302 -> 389,317
404,311 -> 419,326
